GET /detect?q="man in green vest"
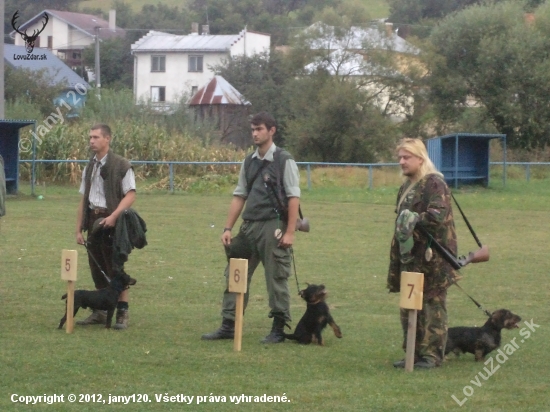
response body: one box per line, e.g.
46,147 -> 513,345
202,112 -> 301,343
75,124 -> 136,329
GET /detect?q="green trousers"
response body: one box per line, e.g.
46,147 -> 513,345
221,219 -> 292,321
400,291 -> 448,365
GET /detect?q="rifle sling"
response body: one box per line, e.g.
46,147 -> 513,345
451,192 -> 482,248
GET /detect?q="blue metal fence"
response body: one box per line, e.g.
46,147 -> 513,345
19,159 -> 550,195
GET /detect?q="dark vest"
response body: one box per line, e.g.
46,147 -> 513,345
242,148 -> 292,221
81,151 -> 132,231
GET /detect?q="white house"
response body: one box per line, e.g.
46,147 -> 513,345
302,22 -> 421,121
9,9 -> 124,70
130,25 -> 270,105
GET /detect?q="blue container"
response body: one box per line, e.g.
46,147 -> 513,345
426,133 -> 506,188
0,120 -> 36,194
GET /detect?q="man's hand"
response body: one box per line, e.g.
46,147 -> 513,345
221,230 -> 232,246
278,230 -> 295,249
76,231 -> 85,245
101,214 -> 117,228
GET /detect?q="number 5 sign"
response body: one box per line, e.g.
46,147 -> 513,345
61,250 -> 78,281
60,250 -> 78,334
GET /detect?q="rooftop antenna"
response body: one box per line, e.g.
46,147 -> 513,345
206,4 -> 209,26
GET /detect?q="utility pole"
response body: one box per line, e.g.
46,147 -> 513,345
0,0 -> 5,118
94,26 -> 101,97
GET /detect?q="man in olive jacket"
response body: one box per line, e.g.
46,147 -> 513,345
388,138 -> 460,369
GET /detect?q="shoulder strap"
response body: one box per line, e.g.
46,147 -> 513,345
244,154 -> 268,195
451,193 -> 482,248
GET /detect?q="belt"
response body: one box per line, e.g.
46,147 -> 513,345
89,207 -> 109,215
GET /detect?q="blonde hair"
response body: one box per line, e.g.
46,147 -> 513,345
396,138 -> 443,181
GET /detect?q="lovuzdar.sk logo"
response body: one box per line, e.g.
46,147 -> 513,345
12,11 -> 49,54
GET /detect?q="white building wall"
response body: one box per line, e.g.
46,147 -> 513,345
68,27 -> 94,48
134,51 -> 231,104
230,31 -> 270,57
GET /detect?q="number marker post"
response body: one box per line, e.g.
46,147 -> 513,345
61,250 -> 78,333
399,271 -> 424,372
228,258 -> 248,352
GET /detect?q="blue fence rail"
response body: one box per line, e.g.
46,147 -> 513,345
19,159 -> 550,195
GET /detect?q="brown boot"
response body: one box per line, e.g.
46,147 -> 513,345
113,309 -> 129,330
76,310 -> 107,325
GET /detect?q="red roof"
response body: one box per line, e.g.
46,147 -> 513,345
189,76 -> 250,106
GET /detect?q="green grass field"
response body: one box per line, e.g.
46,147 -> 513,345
1,179 -> 549,411
78,0 -> 390,19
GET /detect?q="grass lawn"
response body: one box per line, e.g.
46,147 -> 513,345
78,0 -> 390,19
0,179 -> 548,411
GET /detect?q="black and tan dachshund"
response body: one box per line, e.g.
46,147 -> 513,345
445,309 -> 521,361
284,283 -> 342,345
58,272 -> 136,329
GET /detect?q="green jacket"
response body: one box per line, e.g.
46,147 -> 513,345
387,173 -> 460,298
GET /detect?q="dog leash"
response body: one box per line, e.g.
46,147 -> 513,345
449,278 -> 492,318
82,241 -> 112,284
290,247 -> 301,294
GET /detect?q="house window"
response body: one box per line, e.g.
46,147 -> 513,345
191,86 -> 198,95
35,36 -> 41,48
151,86 -> 166,102
151,55 -> 166,72
189,55 -> 203,72
48,36 -> 53,49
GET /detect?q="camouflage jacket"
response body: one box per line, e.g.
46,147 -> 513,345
387,173 -> 460,298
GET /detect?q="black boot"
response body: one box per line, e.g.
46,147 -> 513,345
201,318 -> 235,340
260,315 -> 287,344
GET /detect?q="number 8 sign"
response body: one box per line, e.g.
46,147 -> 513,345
399,271 -> 424,310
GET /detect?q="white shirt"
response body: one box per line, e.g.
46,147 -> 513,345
79,154 -> 136,208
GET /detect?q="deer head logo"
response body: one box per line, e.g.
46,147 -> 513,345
12,11 -> 49,54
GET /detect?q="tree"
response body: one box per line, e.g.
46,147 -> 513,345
388,0 -> 546,24
285,73 -> 397,162
4,66 -> 64,116
428,1 -> 550,149
82,36 -> 134,89
212,51 -> 296,146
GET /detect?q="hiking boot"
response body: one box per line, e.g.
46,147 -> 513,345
414,357 -> 438,369
260,315 -> 286,344
393,359 -> 406,368
76,310 -> 107,325
113,309 -> 129,330
201,319 -> 235,340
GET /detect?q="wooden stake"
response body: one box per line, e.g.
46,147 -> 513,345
399,271 -> 424,372
66,280 -> 75,334
229,258 -> 248,352
61,250 -> 78,334
405,309 -> 418,372
234,293 -> 244,352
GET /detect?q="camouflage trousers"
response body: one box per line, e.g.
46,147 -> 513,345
399,291 -> 447,365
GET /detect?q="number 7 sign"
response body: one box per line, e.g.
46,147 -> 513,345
399,271 -> 424,310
